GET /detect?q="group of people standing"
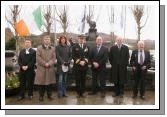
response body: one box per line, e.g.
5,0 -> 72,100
17,33 -> 151,102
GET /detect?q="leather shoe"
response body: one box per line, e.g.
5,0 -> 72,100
48,96 -> 54,100
58,95 -> 62,98
80,94 -> 85,98
119,94 -> 123,98
132,95 -> 137,99
63,94 -> 68,97
39,96 -> 44,101
112,93 -> 119,97
101,92 -> 105,98
140,96 -> 145,100
77,94 -> 84,98
18,96 -> 24,101
77,95 -> 81,98
28,96 -> 33,100
88,92 -> 97,95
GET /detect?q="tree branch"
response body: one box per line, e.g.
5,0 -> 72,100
141,6 -> 150,28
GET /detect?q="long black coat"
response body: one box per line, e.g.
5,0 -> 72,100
90,45 -> 108,72
109,44 -> 129,84
18,48 -> 36,75
56,44 -> 71,74
72,43 -> 89,71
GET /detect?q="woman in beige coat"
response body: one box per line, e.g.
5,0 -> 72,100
35,34 -> 56,101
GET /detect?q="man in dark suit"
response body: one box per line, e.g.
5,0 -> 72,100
130,41 -> 151,99
89,36 -> 108,98
18,39 -> 36,100
109,36 -> 129,98
72,34 -> 89,98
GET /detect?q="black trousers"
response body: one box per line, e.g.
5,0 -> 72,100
92,70 -> 106,93
19,70 -> 35,97
133,68 -> 146,96
38,85 -> 52,97
75,70 -> 86,96
114,66 -> 124,95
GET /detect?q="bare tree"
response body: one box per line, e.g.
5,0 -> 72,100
55,5 -> 69,37
43,5 -> 52,35
6,5 -> 22,54
131,5 -> 150,42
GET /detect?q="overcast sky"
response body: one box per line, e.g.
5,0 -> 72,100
5,5 -> 157,40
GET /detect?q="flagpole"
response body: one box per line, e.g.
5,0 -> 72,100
124,6 -> 127,44
54,6 -> 57,46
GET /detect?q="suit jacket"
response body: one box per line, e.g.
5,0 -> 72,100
130,49 -> 151,70
90,45 -> 108,72
72,43 -> 89,71
18,48 -> 36,72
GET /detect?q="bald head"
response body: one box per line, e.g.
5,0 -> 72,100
116,36 -> 123,45
137,40 -> 145,50
96,36 -> 103,46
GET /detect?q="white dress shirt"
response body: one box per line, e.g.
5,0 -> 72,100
26,48 -> 30,54
138,49 -> 145,64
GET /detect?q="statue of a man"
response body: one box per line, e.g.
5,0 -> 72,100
87,20 -> 97,41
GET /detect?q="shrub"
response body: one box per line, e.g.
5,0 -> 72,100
5,73 -> 20,89
5,37 -> 16,50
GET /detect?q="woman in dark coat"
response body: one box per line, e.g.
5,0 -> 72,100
56,35 -> 71,98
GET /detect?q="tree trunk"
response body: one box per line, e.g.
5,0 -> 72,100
137,22 -> 141,42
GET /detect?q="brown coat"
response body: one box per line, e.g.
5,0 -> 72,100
34,45 -> 56,85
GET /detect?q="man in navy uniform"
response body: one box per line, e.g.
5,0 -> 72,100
130,40 -> 151,99
72,34 -> 89,98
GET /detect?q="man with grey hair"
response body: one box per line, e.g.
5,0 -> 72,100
130,40 -> 151,99
109,36 -> 129,98
89,36 -> 108,98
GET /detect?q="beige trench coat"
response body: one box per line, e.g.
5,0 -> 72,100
34,45 -> 56,85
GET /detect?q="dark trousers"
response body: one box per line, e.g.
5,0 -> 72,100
92,70 -> 106,93
114,66 -> 124,95
75,70 -> 86,96
38,85 -> 52,97
133,68 -> 146,96
19,70 -> 35,97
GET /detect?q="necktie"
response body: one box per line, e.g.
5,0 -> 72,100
97,46 -> 100,54
140,50 -> 143,65
80,44 -> 83,49
118,45 -> 121,51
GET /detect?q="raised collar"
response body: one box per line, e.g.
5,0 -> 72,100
42,44 -> 51,49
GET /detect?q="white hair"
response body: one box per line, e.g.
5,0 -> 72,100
116,36 -> 123,41
96,36 -> 103,40
137,40 -> 145,45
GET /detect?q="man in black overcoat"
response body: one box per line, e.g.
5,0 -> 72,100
109,36 -> 129,98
